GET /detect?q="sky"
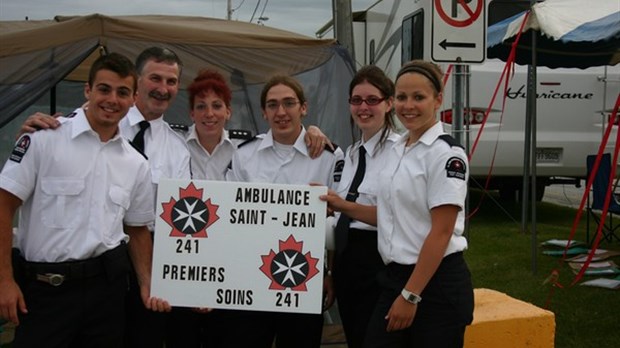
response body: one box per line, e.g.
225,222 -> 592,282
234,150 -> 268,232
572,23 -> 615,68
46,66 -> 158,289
0,0 -> 376,37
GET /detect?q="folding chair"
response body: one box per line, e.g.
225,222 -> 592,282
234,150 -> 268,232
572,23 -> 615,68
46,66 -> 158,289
586,153 -> 620,244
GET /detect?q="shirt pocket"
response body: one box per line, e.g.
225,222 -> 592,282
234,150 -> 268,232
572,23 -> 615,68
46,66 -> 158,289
40,178 -> 85,229
106,185 -> 131,242
357,181 -> 378,204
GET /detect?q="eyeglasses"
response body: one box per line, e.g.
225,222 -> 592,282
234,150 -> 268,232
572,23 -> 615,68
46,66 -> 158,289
265,99 -> 300,111
348,96 -> 386,106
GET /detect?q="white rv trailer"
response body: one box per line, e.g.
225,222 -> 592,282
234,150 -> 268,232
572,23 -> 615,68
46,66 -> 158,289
319,0 -> 619,200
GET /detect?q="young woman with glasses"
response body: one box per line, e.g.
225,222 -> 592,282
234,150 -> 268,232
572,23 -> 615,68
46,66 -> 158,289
319,65 -> 401,348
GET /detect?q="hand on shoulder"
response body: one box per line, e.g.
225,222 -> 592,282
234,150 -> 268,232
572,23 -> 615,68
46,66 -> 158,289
17,112 -> 62,138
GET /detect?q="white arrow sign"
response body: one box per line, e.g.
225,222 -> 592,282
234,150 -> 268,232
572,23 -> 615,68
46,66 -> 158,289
431,0 -> 486,63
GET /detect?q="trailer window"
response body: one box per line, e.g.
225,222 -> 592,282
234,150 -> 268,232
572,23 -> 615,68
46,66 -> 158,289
402,10 -> 423,64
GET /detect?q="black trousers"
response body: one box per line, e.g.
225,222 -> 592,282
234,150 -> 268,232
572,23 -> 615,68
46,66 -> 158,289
12,246 -> 129,348
333,229 -> 383,348
124,268 -> 168,348
165,307 -> 226,348
363,252 -> 474,348
219,309 -> 324,348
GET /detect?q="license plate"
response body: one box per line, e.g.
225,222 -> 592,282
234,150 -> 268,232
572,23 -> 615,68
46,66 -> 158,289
536,148 -> 562,163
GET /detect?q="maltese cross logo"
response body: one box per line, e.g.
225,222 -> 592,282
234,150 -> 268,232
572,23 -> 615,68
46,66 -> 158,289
161,182 -> 220,238
259,235 -> 320,291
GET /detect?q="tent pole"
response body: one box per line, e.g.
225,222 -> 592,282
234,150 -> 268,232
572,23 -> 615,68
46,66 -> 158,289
50,85 -> 56,115
525,0 -> 539,275
530,29 -> 538,275
522,78 -> 531,235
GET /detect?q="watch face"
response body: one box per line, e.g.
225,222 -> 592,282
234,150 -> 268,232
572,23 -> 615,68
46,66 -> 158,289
402,289 -> 421,304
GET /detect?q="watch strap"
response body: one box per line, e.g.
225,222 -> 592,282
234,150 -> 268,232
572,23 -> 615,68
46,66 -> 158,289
401,288 -> 422,304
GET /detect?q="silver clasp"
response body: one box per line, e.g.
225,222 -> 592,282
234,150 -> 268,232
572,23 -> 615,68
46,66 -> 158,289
36,273 -> 65,286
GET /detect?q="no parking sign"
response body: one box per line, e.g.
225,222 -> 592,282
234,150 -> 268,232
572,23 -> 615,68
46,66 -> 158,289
431,0 -> 486,63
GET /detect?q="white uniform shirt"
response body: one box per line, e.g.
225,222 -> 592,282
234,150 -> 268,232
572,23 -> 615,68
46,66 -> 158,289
335,129 -> 401,231
377,122 -> 468,265
186,126 -> 246,181
120,106 -> 191,184
120,107 -> 191,231
0,109 -> 154,262
227,127 -> 344,189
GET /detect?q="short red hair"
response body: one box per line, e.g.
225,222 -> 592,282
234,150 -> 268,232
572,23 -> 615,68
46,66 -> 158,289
187,69 -> 232,108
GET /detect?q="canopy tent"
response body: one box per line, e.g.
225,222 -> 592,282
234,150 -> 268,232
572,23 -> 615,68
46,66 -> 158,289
487,0 -> 620,68
0,14 -> 355,148
485,0 -> 620,273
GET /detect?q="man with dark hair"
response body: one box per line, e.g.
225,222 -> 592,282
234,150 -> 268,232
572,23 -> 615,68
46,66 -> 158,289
17,47 -> 190,348
0,52 -> 170,347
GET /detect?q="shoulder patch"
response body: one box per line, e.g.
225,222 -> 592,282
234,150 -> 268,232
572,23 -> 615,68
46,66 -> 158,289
228,129 -> 253,140
129,141 -> 148,160
438,134 -> 464,149
169,123 -> 189,133
445,156 -> 466,181
238,136 -> 259,148
324,142 -> 339,154
64,112 -> 77,119
10,135 -> 31,163
333,159 -> 344,183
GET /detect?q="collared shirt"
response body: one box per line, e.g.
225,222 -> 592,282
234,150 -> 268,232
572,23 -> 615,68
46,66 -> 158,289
120,107 -> 191,231
335,129 -> 401,231
377,121 -> 468,265
227,127 -> 344,189
185,126 -> 238,181
0,109 -> 154,262
120,106 -> 191,184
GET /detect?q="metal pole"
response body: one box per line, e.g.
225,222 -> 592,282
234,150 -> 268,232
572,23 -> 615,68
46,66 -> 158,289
530,18 -> 538,275
227,0 -> 232,20
522,0 -> 538,275
452,64 -> 465,147
522,72 -> 532,236
332,0 -> 355,63
464,64 -> 471,240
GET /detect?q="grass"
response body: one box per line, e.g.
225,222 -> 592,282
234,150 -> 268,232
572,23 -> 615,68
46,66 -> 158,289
465,189 -> 620,348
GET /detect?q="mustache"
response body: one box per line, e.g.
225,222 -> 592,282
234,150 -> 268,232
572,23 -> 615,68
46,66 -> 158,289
148,90 -> 171,100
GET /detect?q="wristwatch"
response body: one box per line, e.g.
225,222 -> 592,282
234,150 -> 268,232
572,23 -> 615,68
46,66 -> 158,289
401,289 -> 422,305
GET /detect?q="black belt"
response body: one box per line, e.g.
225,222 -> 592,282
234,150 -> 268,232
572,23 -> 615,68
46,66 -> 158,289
17,243 -> 127,286
387,251 -> 464,272
347,228 -> 377,237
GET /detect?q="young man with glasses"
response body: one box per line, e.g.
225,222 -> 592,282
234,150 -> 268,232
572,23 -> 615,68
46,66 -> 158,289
225,74 -> 344,348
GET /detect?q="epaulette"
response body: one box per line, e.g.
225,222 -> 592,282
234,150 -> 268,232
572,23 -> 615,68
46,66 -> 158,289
238,135 -> 259,148
324,142 -> 339,153
169,123 -> 189,133
438,134 -> 464,149
228,129 -> 253,140
129,141 -> 148,160
52,112 -> 77,128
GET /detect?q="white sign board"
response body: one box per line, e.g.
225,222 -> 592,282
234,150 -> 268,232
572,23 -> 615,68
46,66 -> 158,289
151,179 -> 327,314
431,0 -> 486,63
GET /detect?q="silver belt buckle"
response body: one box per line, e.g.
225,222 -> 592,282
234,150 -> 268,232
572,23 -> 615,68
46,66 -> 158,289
36,273 -> 65,286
